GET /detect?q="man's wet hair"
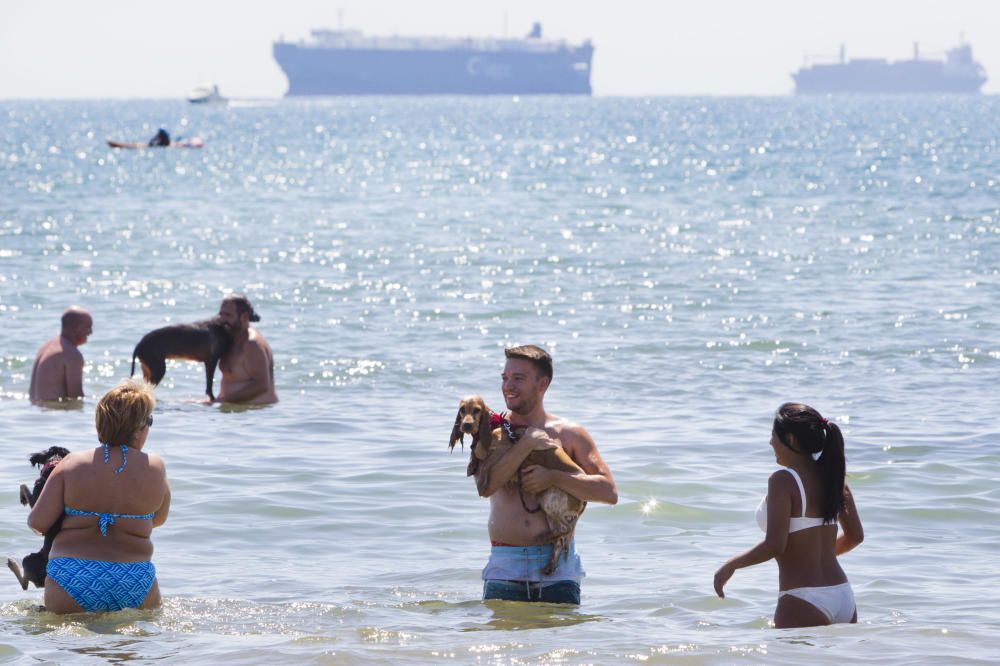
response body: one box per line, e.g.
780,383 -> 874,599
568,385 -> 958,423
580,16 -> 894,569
504,345 -> 553,382
221,294 -> 261,322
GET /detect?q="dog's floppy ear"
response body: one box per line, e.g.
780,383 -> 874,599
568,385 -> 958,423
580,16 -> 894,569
30,449 -> 55,467
449,406 -> 464,451
474,437 -> 492,461
31,446 -> 71,467
473,406 -> 493,460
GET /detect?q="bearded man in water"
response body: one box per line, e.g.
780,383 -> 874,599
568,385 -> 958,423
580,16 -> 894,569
474,345 -> 617,604
215,295 -> 278,405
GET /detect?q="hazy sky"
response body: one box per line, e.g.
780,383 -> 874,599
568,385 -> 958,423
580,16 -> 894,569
2,0 -> 996,98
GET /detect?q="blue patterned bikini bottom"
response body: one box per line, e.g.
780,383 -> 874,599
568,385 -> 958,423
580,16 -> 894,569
47,557 -> 156,612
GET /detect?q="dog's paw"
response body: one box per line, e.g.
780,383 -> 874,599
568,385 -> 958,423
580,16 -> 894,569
7,557 -> 28,591
19,485 -> 31,506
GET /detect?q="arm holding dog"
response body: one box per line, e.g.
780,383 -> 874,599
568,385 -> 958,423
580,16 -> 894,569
475,427 -> 560,497
27,462 -> 68,536
520,423 -> 618,505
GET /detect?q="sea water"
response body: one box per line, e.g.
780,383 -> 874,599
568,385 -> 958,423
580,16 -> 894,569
0,96 -> 998,663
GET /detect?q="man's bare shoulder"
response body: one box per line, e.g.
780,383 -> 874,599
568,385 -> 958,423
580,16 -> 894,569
546,414 -> 597,456
547,414 -> 589,439
36,336 -> 63,356
52,336 -> 81,355
247,328 -> 273,351
34,339 -> 53,357
37,346 -> 81,368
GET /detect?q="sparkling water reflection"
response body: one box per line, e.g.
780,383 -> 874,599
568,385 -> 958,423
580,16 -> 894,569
1,96 -> 998,663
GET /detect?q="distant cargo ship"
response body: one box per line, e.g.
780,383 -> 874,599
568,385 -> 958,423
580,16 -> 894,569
792,43 -> 987,94
272,22 -> 593,96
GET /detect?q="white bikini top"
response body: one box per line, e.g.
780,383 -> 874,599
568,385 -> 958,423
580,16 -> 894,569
755,468 -> 828,533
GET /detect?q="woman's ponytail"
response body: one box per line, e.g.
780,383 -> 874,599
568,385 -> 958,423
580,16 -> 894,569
773,403 -> 846,522
815,420 -> 846,523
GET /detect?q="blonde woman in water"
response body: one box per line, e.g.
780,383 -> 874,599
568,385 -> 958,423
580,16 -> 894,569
715,403 -> 863,628
28,378 -> 170,613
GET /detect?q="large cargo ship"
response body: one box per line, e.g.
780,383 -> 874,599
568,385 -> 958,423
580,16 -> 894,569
792,43 -> 987,94
273,22 -> 593,96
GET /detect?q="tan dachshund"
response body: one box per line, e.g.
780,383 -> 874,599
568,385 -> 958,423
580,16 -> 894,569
449,395 -> 585,575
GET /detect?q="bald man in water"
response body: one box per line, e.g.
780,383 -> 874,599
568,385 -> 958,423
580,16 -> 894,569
29,307 -> 93,403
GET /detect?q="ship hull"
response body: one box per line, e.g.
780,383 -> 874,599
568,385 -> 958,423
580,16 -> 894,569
273,43 -> 593,95
794,61 -> 985,94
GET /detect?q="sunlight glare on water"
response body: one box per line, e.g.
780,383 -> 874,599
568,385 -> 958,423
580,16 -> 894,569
1,96 -> 998,663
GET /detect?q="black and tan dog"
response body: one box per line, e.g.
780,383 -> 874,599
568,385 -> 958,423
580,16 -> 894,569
131,317 -> 232,401
7,446 -> 71,590
449,395 -> 585,575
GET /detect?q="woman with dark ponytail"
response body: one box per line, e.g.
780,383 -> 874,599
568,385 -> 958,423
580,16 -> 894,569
714,403 -> 864,628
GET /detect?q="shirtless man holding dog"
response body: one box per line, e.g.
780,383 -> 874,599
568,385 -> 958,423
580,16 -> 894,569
215,295 -> 278,405
29,307 -> 93,404
476,345 -> 617,604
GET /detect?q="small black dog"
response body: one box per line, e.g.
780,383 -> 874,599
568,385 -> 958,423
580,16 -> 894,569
7,446 -> 71,590
131,317 -> 232,401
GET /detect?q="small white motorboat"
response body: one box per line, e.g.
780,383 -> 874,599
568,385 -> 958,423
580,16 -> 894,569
188,84 -> 226,104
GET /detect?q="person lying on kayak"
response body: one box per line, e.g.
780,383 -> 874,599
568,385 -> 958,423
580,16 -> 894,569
148,129 -> 171,147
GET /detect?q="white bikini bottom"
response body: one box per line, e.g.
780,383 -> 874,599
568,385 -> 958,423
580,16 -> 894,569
779,581 -> 855,624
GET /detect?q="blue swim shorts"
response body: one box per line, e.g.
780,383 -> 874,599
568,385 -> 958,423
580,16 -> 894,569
481,541 -> 585,604
483,579 -> 581,604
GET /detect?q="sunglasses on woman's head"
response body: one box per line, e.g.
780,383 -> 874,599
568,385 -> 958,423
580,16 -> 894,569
146,415 -> 153,428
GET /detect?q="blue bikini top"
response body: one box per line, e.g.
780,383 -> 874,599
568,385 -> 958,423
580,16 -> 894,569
64,444 -> 155,537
